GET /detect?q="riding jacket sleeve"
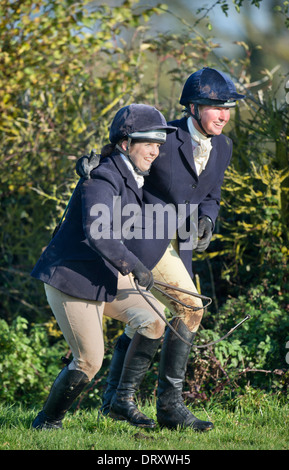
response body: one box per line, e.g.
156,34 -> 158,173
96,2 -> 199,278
80,164 -> 141,276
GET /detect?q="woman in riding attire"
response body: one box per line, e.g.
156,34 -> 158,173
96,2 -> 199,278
31,104 -> 176,430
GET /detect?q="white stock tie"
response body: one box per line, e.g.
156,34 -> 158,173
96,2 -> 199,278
187,118 -> 212,176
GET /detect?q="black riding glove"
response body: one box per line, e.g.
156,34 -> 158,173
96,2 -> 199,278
75,149 -> 100,179
196,216 -> 213,252
131,260 -> 154,291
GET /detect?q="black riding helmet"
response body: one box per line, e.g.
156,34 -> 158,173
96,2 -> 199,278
180,67 -> 245,137
109,104 -> 176,175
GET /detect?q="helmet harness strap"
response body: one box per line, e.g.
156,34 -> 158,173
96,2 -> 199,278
116,139 -> 150,177
187,104 -> 214,138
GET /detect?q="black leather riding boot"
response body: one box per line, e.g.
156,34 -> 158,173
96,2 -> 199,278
32,366 -> 89,430
157,317 -> 214,431
99,333 -> 131,416
109,332 -> 161,428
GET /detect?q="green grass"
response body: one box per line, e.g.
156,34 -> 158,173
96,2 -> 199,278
0,397 -> 289,451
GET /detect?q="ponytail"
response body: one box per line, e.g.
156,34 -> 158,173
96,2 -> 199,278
100,143 -> 116,158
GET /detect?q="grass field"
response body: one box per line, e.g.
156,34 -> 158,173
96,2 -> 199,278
1,395 -> 289,452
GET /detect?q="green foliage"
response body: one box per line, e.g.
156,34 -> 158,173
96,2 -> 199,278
0,316 -> 67,404
212,163 -> 289,287
0,0 -> 288,406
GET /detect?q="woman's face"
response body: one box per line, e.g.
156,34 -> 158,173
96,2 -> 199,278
191,104 -> 231,136
122,141 -> 161,172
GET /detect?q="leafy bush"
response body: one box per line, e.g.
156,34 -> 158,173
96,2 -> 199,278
0,316 -> 68,405
0,0 -> 289,405
185,284 -> 289,404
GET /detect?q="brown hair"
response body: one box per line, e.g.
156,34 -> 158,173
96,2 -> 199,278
100,143 -> 116,157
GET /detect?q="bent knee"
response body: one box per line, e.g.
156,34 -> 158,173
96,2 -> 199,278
129,308 -> 165,339
69,357 -> 103,382
146,317 -> 166,339
182,299 -> 204,333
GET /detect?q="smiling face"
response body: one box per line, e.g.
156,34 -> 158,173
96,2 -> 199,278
121,141 -> 161,172
190,103 -> 231,136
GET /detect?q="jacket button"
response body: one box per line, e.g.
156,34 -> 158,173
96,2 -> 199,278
184,200 -> 190,204
191,183 -> 197,188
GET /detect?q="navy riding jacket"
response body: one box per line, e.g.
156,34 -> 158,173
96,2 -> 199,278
125,117 -> 232,277
31,154 -> 143,302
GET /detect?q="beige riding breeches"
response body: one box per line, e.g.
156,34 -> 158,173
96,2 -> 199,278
44,274 -> 166,380
125,240 -> 204,338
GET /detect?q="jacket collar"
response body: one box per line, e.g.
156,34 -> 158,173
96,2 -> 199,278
110,153 -> 143,205
176,118 -> 198,178
175,117 -> 217,180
